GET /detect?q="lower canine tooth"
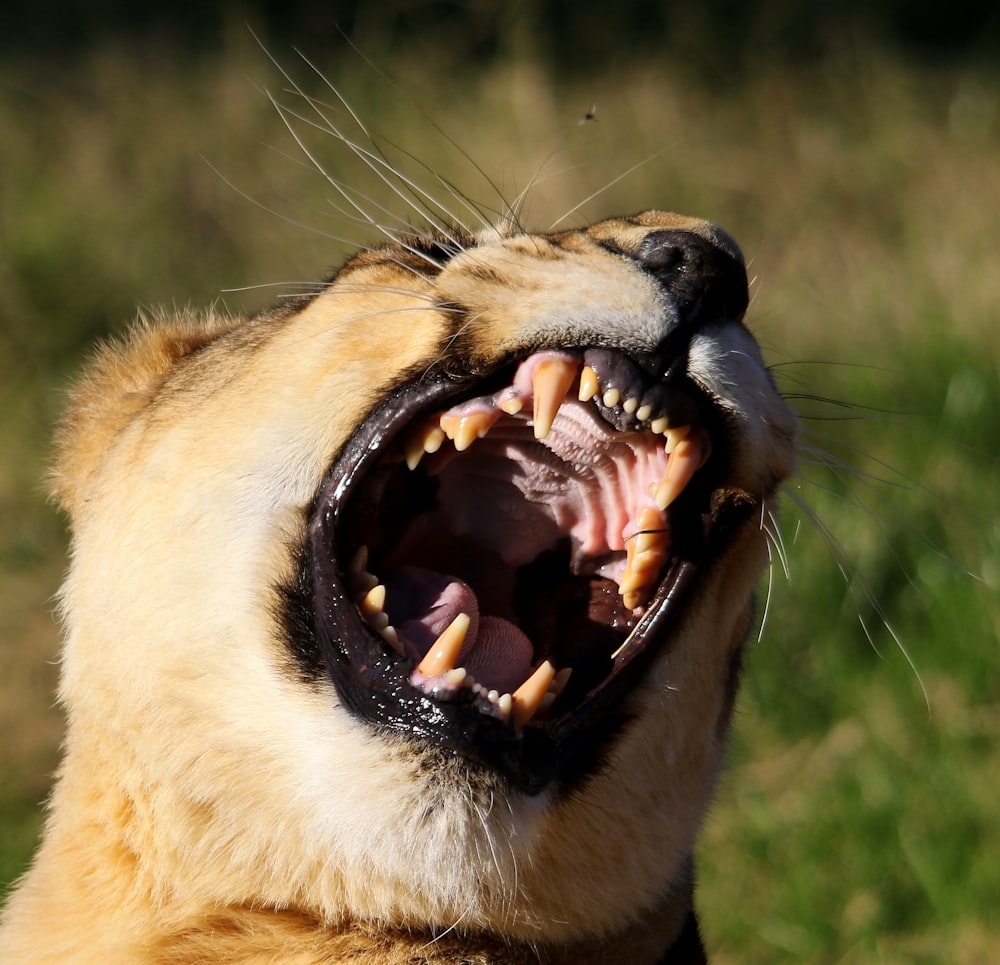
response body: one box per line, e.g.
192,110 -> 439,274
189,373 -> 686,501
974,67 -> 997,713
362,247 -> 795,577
620,506 -> 669,610
415,613 -> 471,677
532,357 -> 580,439
512,660 -> 557,728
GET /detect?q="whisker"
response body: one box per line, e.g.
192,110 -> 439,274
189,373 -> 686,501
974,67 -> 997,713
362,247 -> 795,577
783,486 -> 931,712
547,152 -> 663,230
331,29 -> 524,234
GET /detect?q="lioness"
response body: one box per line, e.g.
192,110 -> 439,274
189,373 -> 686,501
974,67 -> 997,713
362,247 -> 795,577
0,209 -> 796,963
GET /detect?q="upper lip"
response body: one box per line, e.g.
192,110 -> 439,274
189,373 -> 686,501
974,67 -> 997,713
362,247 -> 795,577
304,346 -> 735,791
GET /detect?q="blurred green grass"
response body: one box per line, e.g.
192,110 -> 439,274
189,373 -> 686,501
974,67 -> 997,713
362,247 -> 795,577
1,27 -> 997,963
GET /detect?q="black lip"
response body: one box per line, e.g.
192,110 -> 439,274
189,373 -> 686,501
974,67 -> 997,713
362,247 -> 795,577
302,356 -> 725,793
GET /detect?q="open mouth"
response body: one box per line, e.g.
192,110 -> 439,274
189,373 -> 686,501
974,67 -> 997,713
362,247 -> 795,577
304,346 -> 740,791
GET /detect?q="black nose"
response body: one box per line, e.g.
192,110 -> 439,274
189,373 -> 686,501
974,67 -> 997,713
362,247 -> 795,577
634,229 -> 749,326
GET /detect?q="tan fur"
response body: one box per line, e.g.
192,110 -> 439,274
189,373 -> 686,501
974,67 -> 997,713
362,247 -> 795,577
0,212 -> 796,963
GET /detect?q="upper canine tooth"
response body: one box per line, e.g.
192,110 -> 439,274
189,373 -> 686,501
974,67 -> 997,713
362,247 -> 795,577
511,660 -> 557,728
532,357 -> 579,439
415,613 -> 471,677
578,365 -> 599,402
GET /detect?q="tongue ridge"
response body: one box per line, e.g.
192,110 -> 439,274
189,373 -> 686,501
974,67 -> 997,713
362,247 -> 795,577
465,615 -> 535,693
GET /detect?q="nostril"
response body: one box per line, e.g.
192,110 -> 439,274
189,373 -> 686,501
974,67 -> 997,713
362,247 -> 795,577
636,237 -> 687,274
635,229 -> 749,326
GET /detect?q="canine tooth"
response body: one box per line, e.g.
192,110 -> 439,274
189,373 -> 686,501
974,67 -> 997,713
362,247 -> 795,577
650,416 -> 669,434
663,425 -> 691,453
620,506 -> 669,610
623,396 -> 639,414
415,613 -> 471,677
654,433 -> 707,511
578,365 -> 599,402
497,693 -> 513,717
512,660 -> 557,728
533,357 -> 579,439
636,403 -> 652,422
602,387 -> 621,408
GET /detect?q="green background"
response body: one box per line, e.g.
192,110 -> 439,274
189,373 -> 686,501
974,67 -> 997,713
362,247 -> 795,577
1,4 -> 997,961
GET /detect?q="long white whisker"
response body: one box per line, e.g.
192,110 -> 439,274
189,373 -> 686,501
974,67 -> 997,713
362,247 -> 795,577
280,48 -> 491,240
784,487 -> 931,712
295,54 -> 496,236
330,31 -> 523,232
547,153 -> 663,230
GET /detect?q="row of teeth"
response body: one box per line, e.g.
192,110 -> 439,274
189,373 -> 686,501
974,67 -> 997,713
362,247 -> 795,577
397,354 -> 708,612
347,547 -> 573,728
401,357 -> 698,474
348,355 -> 709,726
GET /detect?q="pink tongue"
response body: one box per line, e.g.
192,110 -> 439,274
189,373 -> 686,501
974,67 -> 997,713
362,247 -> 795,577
466,616 -> 534,694
383,566 -> 535,692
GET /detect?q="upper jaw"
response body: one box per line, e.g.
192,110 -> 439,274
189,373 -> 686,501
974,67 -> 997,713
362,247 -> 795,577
294,338 -> 765,792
